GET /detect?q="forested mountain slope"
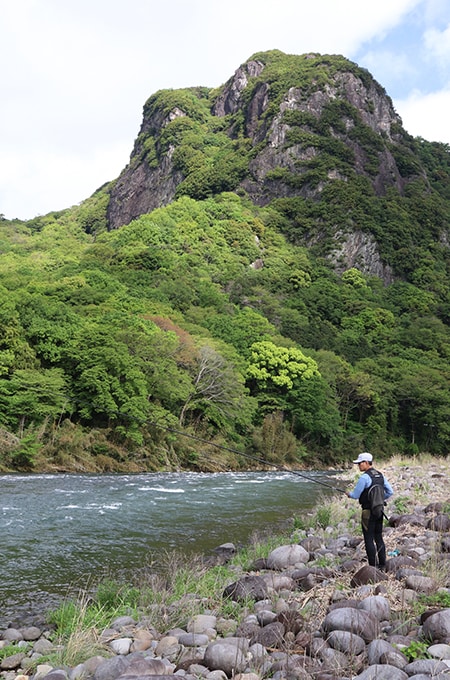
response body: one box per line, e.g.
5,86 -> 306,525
0,51 -> 449,472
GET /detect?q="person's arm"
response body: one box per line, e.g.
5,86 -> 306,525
348,474 -> 370,499
384,478 -> 394,500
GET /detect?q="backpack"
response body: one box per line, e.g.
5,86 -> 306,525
366,469 -> 385,519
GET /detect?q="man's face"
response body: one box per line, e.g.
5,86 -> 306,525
358,460 -> 371,471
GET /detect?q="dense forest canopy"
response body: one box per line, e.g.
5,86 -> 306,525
1,51 -> 449,472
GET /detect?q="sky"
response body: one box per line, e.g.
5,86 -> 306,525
1,0 -> 450,220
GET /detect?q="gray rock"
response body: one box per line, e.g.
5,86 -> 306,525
34,638 -> 55,654
404,658 -> 449,675
350,565 -> 388,586
392,514 -> 427,528
256,610 -> 277,626
178,633 -> 210,647
188,663 -> 209,677
187,615 -> 217,634
275,609 -> 304,635
34,664 -> 55,679
205,672 -> 227,680
379,649 -> 409,668
0,652 -> 26,670
299,536 -> 322,552
21,626 -> 42,641
1,629 -> 23,642
110,616 -> 136,631
422,608 -> 450,643
69,663 -> 87,680
316,645 -> 351,674
326,629 -> 366,655
248,642 -> 268,666
109,638 -> 132,655
155,635 -> 181,659
357,595 -> 390,621
94,655 -> 129,680
266,544 -> 309,569
39,671 -> 69,680
77,656 -> 106,676
353,664 -> 408,679
366,639 -> 395,664
204,640 -> 248,676
428,642 -> 450,659
322,607 -> 379,642
123,657 -> 171,676
223,576 -> 268,602
117,676 -> 171,680
405,575 -> 437,593
427,514 -> 450,531
308,637 -> 330,658
385,555 -> 417,573
261,573 -> 295,592
250,622 -> 285,648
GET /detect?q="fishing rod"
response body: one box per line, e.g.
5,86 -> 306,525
45,390 -> 349,495
148,419 -> 349,495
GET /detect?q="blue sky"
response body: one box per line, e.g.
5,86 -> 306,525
1,0 -> 449,220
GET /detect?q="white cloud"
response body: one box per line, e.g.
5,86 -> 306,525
424,23 -> 450,61
357,49 -> 417,85
0,0 -> 448,219
395,87 -> 450,143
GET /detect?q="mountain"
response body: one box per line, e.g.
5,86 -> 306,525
1,50 -> 450,472
106,50 -> 450,285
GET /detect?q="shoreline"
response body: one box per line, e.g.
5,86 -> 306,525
1,455 -> 449,680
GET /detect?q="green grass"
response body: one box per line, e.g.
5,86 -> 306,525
0,643 -> 32,661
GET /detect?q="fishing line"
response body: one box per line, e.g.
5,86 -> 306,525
153,420 -> 347,494
22,389 -> 348,494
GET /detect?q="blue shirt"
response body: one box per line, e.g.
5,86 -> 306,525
349,470 -> 394,500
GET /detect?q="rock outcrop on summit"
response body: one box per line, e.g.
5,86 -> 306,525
105,50 -> 435,283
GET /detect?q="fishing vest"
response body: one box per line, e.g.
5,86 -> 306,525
359,467 -> 384,510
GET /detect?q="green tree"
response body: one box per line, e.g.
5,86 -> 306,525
65,322 -> 150,444
246,341 -> 320,391
0,368 -> 68,433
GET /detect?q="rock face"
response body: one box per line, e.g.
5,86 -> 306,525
105,51 -> 430,283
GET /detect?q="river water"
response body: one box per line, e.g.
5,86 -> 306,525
0,470 -> 340,626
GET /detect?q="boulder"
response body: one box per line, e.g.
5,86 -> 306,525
266,544 -> 309,569
326,629 -> 366,655
204,640 -> 248,676
357,595 -> 390,621
350,565 -> 388,586
427,514 -> 450,531
422,608 -> 450,643
322,607 -> 379,642
223,576 -> 268,602
352,664 -> 408,679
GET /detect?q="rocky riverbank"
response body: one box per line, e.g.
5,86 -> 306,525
1,456 -> 450,680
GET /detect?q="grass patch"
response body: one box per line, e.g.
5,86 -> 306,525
402,639 -> 432,662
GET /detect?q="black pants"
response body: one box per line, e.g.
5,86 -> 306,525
361,509 -> 386,567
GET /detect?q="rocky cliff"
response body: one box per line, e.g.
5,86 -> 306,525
106,50 -> 447,283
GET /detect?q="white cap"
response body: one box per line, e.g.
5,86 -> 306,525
353,452 -> 373,464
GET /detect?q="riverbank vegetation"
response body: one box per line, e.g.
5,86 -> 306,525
0,190 -> 449,473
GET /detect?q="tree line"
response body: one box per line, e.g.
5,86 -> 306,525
0,191 -> 449,472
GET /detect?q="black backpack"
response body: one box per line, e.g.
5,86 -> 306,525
366,469 -> 385,519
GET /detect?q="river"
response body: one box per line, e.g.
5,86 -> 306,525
0,470 -> 340,626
